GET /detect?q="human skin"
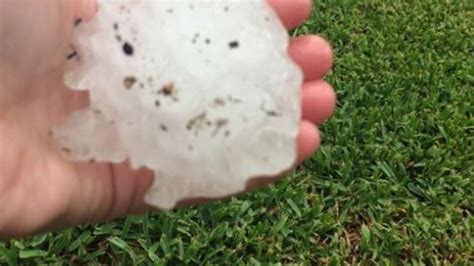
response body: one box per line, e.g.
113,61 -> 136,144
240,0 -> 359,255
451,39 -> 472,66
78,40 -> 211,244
0,0 -> 335,239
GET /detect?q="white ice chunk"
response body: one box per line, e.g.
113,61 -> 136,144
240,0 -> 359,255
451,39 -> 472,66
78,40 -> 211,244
54,0 -> 303,209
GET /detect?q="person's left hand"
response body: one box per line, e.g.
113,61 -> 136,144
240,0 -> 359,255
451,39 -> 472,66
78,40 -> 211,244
0,0 -> 335,238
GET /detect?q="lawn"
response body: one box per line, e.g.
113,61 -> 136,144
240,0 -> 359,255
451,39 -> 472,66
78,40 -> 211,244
1,0 -> 473,264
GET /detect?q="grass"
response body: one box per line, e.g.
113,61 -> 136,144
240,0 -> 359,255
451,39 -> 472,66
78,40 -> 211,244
1,0 -> 473,264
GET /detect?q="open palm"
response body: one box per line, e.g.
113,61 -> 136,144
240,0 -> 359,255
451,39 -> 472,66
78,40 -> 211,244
0,0 -> 335,238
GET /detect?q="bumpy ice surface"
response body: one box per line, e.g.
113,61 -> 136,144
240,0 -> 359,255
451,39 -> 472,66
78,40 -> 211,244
53,0 -> 303,209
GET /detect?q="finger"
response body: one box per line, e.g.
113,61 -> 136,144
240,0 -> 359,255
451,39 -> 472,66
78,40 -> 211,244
296,120 -> 321,163
101,161 -> 155,219
302,80 -> 337,124
289,35 -> 333,81
267,0 -> 313,30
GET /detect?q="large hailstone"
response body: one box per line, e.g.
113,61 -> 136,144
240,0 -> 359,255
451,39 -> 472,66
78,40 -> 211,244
53,0 -> 303,209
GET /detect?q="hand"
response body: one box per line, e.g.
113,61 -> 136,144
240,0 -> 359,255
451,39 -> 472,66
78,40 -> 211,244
0,0 -> 335,238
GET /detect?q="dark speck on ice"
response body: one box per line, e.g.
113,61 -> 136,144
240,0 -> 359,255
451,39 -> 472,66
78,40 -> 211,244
66,44 -> 79,60
229,41 -> 239,49
123,42 -> 134,56
192,33 -> 200,44
74,18 -> 82,26
161,82 -> 175,95
123,76 -> 137,89
67,51 -> 78,60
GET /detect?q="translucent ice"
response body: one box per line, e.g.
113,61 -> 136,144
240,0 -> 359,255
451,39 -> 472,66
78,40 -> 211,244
53,0 -> 303,209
